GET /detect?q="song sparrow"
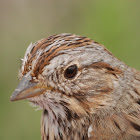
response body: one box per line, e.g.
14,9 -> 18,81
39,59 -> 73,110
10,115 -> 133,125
10,33 -> 140,140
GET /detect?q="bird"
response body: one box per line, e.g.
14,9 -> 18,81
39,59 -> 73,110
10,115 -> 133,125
10,33 -> 140,140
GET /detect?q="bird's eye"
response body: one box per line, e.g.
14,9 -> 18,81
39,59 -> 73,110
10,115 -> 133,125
64,64 -> 78,79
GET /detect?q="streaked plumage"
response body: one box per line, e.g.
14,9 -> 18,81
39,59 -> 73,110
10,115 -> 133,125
11,33 -> 140,140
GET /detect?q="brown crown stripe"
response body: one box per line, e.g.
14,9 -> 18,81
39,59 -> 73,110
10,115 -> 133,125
23,36 -> 61,73
33,44 -> 85,77
76,36 -> 87,41
30,35 -> 92,60
40,39 -> 93,59
32,43 -> 69,69
30,34 -> 61,55
33,39 -> 93,77
23,34 -> 100,76
30,39 -> 52,55
27,41 -> 54,67
30,34 -> 75,56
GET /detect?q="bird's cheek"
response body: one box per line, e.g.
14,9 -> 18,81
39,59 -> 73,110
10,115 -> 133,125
66,97 -> 90,115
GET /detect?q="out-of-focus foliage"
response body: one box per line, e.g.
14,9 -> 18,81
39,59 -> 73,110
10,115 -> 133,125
0,0 -> 140,139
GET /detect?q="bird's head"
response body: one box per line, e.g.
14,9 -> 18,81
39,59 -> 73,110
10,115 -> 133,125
10,33 -> 123,118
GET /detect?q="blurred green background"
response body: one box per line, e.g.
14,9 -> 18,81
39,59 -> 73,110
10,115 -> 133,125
1,0 -> 140,139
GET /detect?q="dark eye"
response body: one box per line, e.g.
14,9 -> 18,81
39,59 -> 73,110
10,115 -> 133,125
64,64 -> 78,79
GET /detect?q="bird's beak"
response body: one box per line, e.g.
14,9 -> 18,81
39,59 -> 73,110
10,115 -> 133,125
10,72 -> 51,101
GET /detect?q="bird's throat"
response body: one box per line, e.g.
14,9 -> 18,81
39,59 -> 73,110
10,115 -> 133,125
41,109 -> 90,140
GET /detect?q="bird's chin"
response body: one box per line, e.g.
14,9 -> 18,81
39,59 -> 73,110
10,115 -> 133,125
26,92 -> 65,112
28,101 -> 43,111
25,94 -> 46,110
26,96 -> 43,110
27,92 -> 69,121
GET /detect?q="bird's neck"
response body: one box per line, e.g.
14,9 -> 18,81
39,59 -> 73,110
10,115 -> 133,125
41,109 -> 91,140
40,68 -> 140,140
89,68 -> 140,139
